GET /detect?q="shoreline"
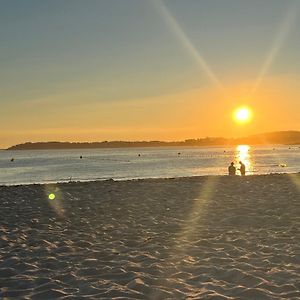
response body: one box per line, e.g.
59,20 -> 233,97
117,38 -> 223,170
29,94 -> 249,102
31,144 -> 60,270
1,171 -> 299,188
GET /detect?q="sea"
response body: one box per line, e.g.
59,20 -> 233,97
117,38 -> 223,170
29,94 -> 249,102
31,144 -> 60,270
0,145 -> 299,185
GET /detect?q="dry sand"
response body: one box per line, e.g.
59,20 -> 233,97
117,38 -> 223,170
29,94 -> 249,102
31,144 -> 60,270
0,173 -> 299,299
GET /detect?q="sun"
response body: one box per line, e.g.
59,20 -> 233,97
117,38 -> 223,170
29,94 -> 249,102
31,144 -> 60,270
233,106 -> 252,124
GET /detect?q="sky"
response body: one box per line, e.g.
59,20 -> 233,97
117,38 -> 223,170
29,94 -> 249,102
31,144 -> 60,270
0,0 -> 300,147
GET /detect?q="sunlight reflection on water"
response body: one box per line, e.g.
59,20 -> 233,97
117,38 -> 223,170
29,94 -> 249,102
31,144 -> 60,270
0,146 -> 299,185
235,145 -> 254,175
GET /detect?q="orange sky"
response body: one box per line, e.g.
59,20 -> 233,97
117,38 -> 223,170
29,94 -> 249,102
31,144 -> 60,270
1,73 -> 299,148
0,0 -> 299,148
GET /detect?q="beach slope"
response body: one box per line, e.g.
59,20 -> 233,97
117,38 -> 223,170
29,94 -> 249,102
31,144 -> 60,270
0,174 -> 299,299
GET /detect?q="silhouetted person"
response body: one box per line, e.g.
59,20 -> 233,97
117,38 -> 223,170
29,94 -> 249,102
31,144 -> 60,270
10,158 -> 14,162
239,161 -> 246,176
228,162 -> 236,176
80,155 -> 83,159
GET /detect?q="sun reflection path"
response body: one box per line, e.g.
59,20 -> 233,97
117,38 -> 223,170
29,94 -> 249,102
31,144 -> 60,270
151,0 -> 224,91
150,176 -> 219,298
235,145 -> 254,175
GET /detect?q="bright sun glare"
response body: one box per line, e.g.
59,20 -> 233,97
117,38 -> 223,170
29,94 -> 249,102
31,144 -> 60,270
233,106 -> 252,124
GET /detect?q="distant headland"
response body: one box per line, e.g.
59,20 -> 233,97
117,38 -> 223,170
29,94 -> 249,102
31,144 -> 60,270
6,131 -> 300,150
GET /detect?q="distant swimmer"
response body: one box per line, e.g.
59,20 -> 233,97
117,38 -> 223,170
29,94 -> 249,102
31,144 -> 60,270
80,155 -> 83,159
10,158 -> 14,162
239,161 -> 246,176
138,154 -> 141,157
228,162 -> 236,176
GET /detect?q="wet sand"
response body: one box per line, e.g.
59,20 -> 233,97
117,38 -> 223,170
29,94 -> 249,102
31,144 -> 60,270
0,173 -> 299,299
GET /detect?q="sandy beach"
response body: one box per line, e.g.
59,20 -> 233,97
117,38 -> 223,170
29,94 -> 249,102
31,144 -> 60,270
0,173 -> 299,299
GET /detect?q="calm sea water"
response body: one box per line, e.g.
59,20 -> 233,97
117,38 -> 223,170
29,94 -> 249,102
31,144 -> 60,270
0,145 -> 299,185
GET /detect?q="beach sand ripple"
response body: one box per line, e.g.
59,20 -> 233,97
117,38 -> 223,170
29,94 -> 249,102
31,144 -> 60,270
0,174 -> 299,299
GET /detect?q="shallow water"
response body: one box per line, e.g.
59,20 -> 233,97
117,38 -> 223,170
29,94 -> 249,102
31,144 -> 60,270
0,145 -> 299,185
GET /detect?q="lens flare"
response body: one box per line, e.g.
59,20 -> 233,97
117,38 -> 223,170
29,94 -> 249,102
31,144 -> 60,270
151,0 -> 224,91
251,2 -> 299,94
48,193 -> 56,200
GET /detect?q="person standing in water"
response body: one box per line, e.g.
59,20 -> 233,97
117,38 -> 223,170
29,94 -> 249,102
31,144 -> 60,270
239,161 -> 246,176
228,162 -> 236,175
